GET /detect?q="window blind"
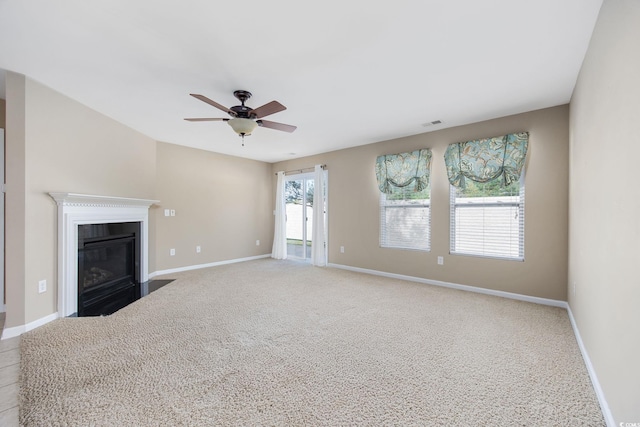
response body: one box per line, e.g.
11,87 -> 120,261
380,186 -> 430,251
449,177 -> 524,260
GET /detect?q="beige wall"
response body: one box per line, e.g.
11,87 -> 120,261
0,98 -> 6,128
0,97 -> 4,305
4,73 -> 157,328
273,105 -> 569,301
0,96 -> 5,308
3,73 -> 275,329
569,0 -> 640,423
5,72 -> 27,327
154,142 -> 273,272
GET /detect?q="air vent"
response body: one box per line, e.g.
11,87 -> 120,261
422,120 -> 442,127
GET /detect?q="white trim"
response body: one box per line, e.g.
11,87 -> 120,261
149,254 -> 271,278
49,193 -> 159,317
284,171 -> 314,181
1,312 -> 59,340
566,305 -> 615,427
327,263 -> 566,307
49,192 -> 159,208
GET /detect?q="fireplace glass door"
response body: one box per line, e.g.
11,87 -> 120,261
80,237 -> 135,293
77,222 -> 141,316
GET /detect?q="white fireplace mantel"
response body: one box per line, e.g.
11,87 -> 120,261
49,193 -> 159,317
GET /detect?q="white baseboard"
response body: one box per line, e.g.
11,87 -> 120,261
327,263 -> 567,308
566,306 -> 615,427
149,254 -> 271,279
1,312 -> 59,340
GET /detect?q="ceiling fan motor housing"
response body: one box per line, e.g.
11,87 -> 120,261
231,90 -> 255,118
230,105 -> 254,118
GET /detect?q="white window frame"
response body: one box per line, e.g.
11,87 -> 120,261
449,171 -> 525,261
379,186 -> 431,252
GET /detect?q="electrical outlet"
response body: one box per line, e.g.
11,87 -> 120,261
437,256 -> 444,265
196,246 -> 201,253
256,240 -> 260,246
38,279 -> 47,293
170,248 -> 175,256
340,246 -> 345,253
170,209 -> 176,216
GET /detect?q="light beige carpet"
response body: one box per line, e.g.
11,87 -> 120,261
20,259 -> 604,426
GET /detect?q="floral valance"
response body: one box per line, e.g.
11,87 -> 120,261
444,132 -> 529,189
375,148 -> 432,194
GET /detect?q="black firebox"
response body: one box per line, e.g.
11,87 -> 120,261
77,222 -> 141,317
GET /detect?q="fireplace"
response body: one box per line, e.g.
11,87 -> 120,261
49,193 -> 158,318
77,222 -> 141,316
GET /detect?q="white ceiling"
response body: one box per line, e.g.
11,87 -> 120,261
0,0 -> 602,163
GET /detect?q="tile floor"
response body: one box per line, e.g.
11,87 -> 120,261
0,312 -> 20,426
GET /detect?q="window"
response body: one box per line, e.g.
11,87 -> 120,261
449,173 -> 524,260
444,131 -> 528,261
380,184 -> 431,251
376,148 -> 432,251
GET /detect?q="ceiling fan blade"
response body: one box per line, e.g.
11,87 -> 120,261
184,118 -> 229,122
251,101 -> 286,119
189,94 -> 234,116
257,120 -> 297,133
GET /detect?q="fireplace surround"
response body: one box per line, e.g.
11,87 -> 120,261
49,193 -> 158,317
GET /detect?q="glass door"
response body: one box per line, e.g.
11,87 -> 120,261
285,174 -> 314,259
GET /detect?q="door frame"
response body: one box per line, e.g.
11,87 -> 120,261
284,170 -> 328,262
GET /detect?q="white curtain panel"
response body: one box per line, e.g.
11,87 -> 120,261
271,171 -> 287,259
311,165 -> 327,266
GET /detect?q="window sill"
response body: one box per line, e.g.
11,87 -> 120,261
449,251 -> 524,262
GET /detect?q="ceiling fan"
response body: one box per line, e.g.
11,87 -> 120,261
185,90 -> 297,145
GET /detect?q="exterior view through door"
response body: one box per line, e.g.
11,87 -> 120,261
285,174 -> 314,259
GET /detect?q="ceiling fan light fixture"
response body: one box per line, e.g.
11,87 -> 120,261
227,117 -> 257,137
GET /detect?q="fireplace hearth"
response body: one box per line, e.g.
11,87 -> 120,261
77,222 -> 141,316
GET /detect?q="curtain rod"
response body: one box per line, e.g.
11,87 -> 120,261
275,164 -> 327,176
